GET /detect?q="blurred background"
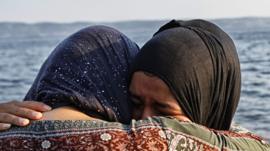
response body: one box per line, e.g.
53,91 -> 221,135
0,0 -> 269,140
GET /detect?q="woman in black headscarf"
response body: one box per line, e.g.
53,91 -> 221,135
130,19 -> 241,130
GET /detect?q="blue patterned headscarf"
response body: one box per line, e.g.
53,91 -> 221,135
24,26 -> 139,124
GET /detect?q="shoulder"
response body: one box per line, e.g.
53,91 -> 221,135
0,118 -> 269,151
0,119 -> 168,150
156,116 -> 270,151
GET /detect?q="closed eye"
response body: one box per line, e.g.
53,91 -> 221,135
130,94 -> 143,106
154,101 -> 171,109
153,101 -> 176,116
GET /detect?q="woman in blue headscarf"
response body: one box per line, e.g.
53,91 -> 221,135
0,25 -> 170,150
23,25 -> 139,124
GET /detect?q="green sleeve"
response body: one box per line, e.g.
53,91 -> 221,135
155,117 -> 270,151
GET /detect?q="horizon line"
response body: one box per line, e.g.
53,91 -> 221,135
0,16 -> 270,24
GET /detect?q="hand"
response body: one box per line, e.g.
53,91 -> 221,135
0,100 -> 51,130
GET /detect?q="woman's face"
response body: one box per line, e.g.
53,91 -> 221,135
129,71 -> 190,121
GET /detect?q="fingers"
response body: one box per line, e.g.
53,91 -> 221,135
0,100 -> 51,125
0,100 -> 51,130
14,101 -> 51,112
8,105 -> 43,120
0,123 -> 11,131
0,113 -> 29,127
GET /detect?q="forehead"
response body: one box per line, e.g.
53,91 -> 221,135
129,71 -> 181,111
129,71 -> 171,96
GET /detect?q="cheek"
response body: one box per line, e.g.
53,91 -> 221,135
132,108 -> 141,119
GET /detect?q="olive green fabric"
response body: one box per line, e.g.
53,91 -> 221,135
158,117 -> 269,151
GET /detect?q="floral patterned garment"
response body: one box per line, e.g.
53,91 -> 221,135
0,117 -> 268,151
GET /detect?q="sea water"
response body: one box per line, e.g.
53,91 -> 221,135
0,18 -> 269,140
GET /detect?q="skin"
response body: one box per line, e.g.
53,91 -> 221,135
40,106 -> 96,120
129,71 -> 190,121
0,71 -> 190,130
0,101 -> 51,130
0,103 -> 96,130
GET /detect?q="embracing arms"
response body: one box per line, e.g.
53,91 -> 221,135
0,100 -> 51,130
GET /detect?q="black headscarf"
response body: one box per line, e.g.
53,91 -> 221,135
131,19 -> 241,130
24,25 -> 139,124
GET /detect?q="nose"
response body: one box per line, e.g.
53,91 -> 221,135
140,106 -> 155,119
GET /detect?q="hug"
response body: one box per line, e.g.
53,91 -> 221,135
0,19 -> 268,150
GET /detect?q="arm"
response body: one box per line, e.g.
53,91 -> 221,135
158,117 -> 270,151
0,117 -> 268,150
0,100 -> 51,130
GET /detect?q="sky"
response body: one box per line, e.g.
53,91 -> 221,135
1,0 -> 270,23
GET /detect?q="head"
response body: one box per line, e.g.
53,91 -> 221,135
129,71 -> 191,121
24,25 -> 139,124
130,19 -> 241,130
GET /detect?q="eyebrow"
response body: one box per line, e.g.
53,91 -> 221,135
143,71 -> 156,77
